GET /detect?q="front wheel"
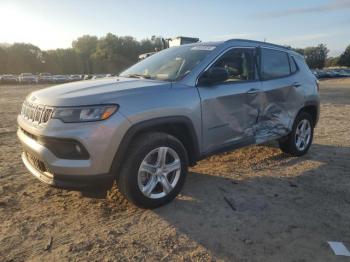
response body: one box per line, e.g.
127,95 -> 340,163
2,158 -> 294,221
116,132 -> 188,209
279,112 -> 314,156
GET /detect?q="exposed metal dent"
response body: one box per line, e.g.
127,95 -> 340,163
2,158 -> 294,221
200,79 -> 305,151
252,83 -> 304,143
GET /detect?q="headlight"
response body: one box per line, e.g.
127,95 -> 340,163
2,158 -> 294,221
52,104 -> 118,123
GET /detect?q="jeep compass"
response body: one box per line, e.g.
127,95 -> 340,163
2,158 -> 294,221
17,39 -> 320,208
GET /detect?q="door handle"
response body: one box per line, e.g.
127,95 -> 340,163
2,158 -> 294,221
246,88 -> 261,94
292,82 -> 301,88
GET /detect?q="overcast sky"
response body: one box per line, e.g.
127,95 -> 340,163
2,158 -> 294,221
0,0 -> 349,56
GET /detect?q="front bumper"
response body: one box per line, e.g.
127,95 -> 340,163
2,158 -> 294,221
21,152 -> 113,188
17,112 -> 131,187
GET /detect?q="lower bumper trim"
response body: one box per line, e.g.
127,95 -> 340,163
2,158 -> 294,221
21,152 -> 114,189
22,152 -> 54,185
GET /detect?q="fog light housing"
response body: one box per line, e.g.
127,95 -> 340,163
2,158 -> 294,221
38,137 -> 90,160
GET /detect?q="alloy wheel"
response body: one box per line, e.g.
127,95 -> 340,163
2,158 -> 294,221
137,147 -> 181,199
295,119 -> 312,151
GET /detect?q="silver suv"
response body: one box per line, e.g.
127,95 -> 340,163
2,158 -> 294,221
17,39 -> 320,208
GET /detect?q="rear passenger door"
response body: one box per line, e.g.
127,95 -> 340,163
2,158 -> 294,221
255,47 -> 305,143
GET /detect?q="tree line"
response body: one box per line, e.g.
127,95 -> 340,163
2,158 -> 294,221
324,45 -> 350,68
292,44 -> 350,69
0,33 -> 349,74
0,34 -> 164,75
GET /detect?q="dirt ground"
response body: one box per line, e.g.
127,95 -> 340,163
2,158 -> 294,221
0,79 -> 350,262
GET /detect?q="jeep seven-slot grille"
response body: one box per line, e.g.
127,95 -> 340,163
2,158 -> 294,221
21,101 -> 53,124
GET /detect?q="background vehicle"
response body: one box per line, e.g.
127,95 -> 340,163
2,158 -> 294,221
335,69 -> 350,77
17,39 -> 320,209
167,36 -> 199,47
138,36 -> 199,60
83,74 -> 93,80
37,72 -> 53,84
138,52 -> 156,60
312,68 -> 350,79
52,75 -> 69,83
19,73 -> 37,84
91,74 -> 110,79
69,75 -> 83,81
0,74 -> 18,84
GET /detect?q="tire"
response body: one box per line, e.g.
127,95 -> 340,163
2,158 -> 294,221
116,132 -> 188,209
278,112 -> 314,156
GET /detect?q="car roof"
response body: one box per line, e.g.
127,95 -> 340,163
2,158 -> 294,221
183,41 -> 224,47
189,39 -> 303,58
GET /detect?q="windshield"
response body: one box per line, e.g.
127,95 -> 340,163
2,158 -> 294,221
120,45 -> 215,81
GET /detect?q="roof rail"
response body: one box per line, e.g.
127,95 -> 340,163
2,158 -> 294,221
224,39 -> 291,50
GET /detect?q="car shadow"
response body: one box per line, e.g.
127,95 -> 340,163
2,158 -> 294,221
153,143 -> 350,261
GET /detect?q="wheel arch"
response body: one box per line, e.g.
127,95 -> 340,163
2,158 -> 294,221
296,101 -> 320,127
109,116 -> 201,178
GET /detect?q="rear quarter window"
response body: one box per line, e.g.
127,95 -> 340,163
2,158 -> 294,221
289,55 -> 298,74
261,48 -> 290,80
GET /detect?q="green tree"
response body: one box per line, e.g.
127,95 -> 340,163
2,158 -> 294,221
0,34 -> 167,74
325,56 -> 340,68
5,43 -> 43,73
291,48 -> 305,56
93,34 -> 132,73
0,47 -> 7,74
303,44 -> 329,69
338,45 -> 350,67
44,48 -> 80,74
72,35 -> 98,74
92,34 -> 161,73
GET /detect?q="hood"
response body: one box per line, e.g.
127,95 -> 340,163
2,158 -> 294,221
27,77 -> 170,106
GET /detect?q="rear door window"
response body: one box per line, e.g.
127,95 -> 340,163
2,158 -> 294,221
260,48 -> 290,80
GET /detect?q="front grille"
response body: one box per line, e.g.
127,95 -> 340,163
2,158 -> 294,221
21,101 -> 53,124
25,151 -> 51,174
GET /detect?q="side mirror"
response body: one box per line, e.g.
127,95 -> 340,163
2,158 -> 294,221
198,67 -> 229,85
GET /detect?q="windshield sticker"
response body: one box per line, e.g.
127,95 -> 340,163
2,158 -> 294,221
191,46 -> 216,51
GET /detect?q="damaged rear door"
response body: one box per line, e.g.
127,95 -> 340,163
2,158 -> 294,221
254,47 -> 305,143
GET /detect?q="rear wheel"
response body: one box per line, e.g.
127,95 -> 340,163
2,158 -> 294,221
116,132 -> 188,209
279,112 -> 314,156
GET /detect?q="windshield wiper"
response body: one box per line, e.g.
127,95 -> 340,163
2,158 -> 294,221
125,73 -> 151,79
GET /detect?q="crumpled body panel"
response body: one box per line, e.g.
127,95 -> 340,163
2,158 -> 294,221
199,79 -> 305,153
252,81 -> 305,143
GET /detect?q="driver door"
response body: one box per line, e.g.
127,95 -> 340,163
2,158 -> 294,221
197,48 -> 262,154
